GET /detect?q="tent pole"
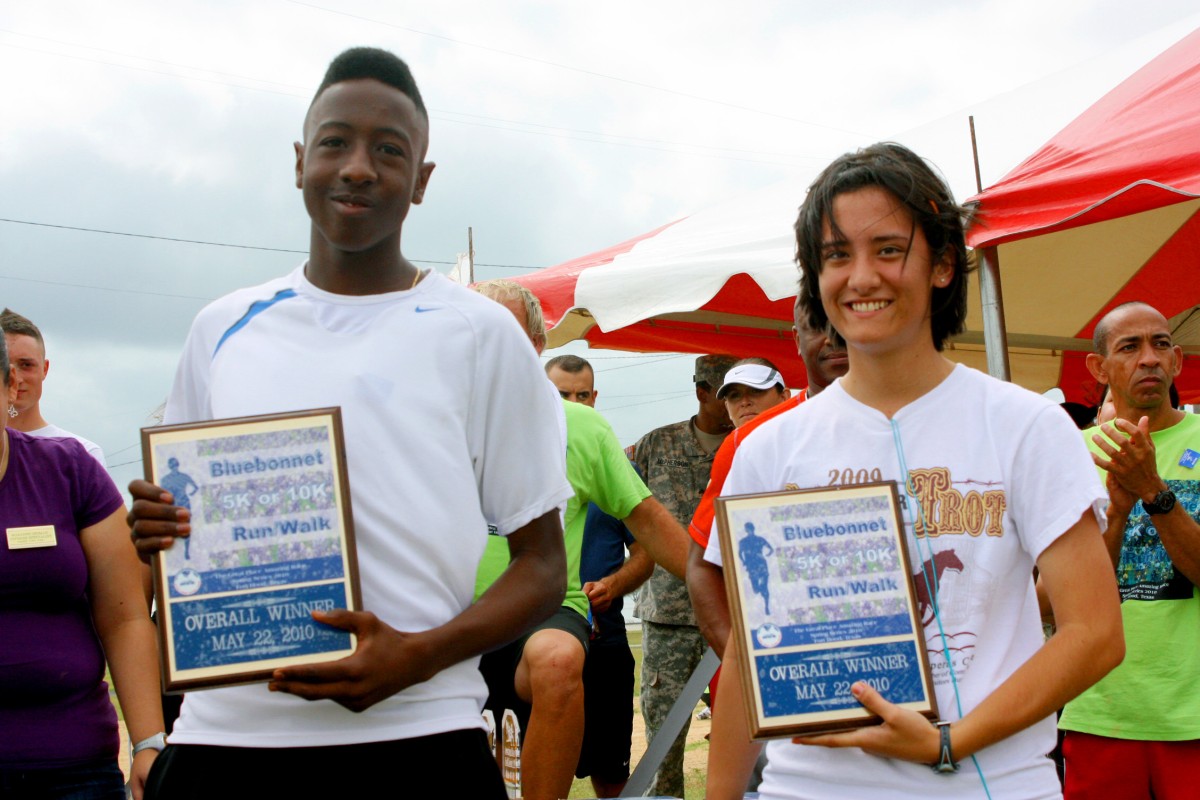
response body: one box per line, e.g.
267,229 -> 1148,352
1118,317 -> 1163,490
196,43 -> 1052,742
468,227 -> 475,285
978,246 -> 1012,381
969,116 -> 1012,382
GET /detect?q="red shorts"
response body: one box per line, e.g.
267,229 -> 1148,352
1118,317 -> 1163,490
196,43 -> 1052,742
1063,730 -> 1200,800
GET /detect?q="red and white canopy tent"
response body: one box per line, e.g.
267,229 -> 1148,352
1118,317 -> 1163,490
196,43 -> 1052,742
514,178 -> 807,384
966,25 -> 1200,405
513,26 -> 1200,402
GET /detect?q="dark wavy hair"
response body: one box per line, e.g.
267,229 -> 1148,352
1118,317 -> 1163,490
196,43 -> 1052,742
794,142 -> 972,351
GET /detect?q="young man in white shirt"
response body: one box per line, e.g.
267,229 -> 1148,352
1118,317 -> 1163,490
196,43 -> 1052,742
127,48 -> 572,799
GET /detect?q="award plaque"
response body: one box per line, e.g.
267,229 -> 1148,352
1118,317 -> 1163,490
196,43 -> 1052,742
141,408 -> 361,692
715,482 -> 937,738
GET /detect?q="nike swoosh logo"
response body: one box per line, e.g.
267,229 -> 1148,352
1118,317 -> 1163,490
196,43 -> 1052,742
414,306 -> 441,313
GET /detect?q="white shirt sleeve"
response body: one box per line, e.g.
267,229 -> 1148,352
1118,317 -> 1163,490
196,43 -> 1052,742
467,314 -> 573,536
1008,403 -> 1107,561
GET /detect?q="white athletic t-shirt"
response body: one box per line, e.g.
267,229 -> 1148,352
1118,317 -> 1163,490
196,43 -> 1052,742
164,266 -> 574,747
708,365 -> 1104,800
29,423 -> 106,468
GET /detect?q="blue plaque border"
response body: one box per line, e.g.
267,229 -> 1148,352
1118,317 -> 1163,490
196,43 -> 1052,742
142,407 -> 362,693
715,481 -> 938,738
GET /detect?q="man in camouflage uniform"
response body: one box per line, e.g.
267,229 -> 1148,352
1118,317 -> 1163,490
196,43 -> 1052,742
631,354 -> 738,798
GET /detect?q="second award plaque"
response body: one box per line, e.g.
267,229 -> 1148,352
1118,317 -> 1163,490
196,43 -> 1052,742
142,408 -> 361,693
715,482 -> 937,738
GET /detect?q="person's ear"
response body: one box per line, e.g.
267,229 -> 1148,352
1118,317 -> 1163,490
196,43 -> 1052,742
294,141 -> 305,189
932,258 -> 953,288
1085,352 -> 1108,384
412,162 -> 436,205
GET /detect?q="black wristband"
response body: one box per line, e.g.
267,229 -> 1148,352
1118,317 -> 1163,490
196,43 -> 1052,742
931,721 -> 959,774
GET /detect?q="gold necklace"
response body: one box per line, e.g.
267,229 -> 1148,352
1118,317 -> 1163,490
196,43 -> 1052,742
410,268 -> 425,289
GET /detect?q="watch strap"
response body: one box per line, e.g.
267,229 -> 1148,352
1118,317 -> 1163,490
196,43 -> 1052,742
132,732 -> 167,756
1144,488 -> 1176,515
931,721 -> 959,774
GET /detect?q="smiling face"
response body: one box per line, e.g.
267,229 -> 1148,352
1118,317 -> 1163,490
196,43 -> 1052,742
817,186 -> 951,360
295,78 -> 434,265
4,333 -> 47,415
1088,304 -> 1181,415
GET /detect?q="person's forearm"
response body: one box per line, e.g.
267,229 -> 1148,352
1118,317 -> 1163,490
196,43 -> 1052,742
951,522 -> 1124,762
601,544 -> 653,599
1152,507 -> 1200,586
707,633 -> 762,799
419,512 -> 566,676
624,497 -> 688,579
950,608 -> 1123,761
102,617 -> 166,743
687,540 -> 731,656
1102,506 -> 1128,571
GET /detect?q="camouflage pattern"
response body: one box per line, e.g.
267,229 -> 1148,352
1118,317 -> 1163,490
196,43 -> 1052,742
692,354 -> 739,390
632,418 -> 725,625
640,620 -> 707,799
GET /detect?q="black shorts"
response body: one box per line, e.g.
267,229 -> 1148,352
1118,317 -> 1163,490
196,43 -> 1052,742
143,729 -> 504,800
479,606 -> 589,734
575,638 -> 636,782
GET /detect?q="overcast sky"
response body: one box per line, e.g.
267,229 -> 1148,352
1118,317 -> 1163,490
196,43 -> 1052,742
2,1 -> 1198,490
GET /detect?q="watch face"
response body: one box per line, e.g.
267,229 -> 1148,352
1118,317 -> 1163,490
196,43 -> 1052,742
1146,490 -> 1176,515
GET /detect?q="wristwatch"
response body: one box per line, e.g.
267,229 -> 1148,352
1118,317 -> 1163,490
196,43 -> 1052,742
1143,489 -> 1177,516
931,720 -> 959,774
132,732 -> 167,756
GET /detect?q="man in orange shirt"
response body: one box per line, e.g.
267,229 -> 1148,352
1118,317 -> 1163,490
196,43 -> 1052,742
686,297 -> 848,659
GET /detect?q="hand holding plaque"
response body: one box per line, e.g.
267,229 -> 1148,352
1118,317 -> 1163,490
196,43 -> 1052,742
794,679 -> 941,763
715,481 -> 938,739
267,608 -> 439,712
139,408 -> 362,693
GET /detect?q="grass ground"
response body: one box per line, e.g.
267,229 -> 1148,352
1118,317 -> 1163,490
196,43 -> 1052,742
567,628 -> 709,799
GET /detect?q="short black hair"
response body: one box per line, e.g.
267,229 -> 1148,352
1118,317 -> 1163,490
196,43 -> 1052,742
545,354 -> 592,375
0,330 -> 8,387
794,142 -> 971,351
311,47 -> 427,120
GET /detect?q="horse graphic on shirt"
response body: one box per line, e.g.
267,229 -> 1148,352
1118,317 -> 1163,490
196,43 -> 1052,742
912,549 -> 963,626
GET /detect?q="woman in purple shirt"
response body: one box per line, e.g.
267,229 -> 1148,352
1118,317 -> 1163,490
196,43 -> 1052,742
0,337 -> 163,798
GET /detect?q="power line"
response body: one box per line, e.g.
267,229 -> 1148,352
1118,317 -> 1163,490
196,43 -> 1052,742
0,27 -> 310,92
0,40 -> 304,99
436,116 -> 810,167
0,273 -> 211,301
286,0 -> 875,138
594,354 -> 690,373
0,217 -> 307,254
435,109 -> 827,163
0,218 -> 536,270
0,31 -> 831,166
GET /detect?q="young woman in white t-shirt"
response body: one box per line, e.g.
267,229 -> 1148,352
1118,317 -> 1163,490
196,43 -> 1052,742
706,143 -> 1124,800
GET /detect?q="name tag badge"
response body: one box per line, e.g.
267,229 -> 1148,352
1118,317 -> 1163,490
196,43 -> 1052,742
7,525 -> 58,549
1180,449 -> 1199,470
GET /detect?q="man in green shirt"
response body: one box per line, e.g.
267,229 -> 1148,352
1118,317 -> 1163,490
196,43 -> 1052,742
473,279 -> 688,800
1060,301 -> 1200,799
